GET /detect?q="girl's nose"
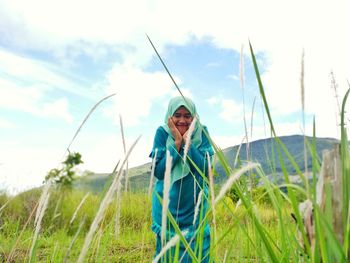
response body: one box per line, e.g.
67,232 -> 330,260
178,116 -> 187,123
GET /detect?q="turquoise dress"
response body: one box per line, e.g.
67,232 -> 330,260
149,126 -> 214,262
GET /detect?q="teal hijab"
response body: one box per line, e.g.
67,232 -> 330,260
162,96 -> 203,184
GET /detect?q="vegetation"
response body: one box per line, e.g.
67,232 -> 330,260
0,189 -> 285,262
45,152 -> 83,188
0,41 -> 349,262
72,135 -> 338,194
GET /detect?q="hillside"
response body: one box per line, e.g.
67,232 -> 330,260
214,135 -> 338,184
73,162 -> 152,193
74,135 -> 339,192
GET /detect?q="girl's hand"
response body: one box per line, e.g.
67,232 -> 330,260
182,130 -> 188,144
168,117 -> 182,151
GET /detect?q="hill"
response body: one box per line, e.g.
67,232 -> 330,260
214,134 -> 338,184
74,135 -> 339,192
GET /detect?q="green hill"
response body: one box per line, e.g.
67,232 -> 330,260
74,135 -> 339,192
214,135 -> 338,184
73,162 -> 152,193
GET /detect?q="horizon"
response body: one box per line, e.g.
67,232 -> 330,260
4,132 -> 342,196
4,132 -> 340,197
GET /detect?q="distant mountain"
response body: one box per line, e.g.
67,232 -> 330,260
214,135 -> 338,184
73,162 -> 152,193
74,135 -> 339,193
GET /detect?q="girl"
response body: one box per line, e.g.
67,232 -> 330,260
149,96 -> 214,262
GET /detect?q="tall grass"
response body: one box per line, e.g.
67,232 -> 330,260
148,148 -> 158,196
0,40 -> 349,262
161,150 -> 172,247
77,135 -> 141,263
145,36 -> 350,262
249,41 -> 350,262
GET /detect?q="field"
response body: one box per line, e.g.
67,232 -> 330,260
0,189 -> 291,262
0,43 -> 349,262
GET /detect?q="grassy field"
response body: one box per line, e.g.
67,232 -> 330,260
1,42 -> 348,262
0,188 -> 288,262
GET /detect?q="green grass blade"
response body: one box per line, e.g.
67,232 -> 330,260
340,87 -> 350,245
315,205 -> 347,262
249,41 -> 312,259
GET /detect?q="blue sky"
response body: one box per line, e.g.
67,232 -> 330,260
1,0 -> 350,194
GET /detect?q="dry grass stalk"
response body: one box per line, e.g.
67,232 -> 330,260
148,148 -> 158,196
223,249 -> 228,263
77,135 -> 141,263
51,242 -> 59,262
115,175 -> 122,237
34,183 -> 50,226
51,194 -> 62,222
146,34 -> 187,100
29,191 -> 50,261
300,49 -> 305,113
330,71 -> 341,116
318,146 -> 343,243
240,44 -> 245,90
234,198 -> 242,212
69,192 -> 90,225
161,150 -> 172,247
300,49 -> 308,178
113,160 -> 123,238
64,93 -> 115,157
330,71 -> 341,135
298,199 -> 314,250
64,220 -> 85,263
152,230 -> 188,263
113,159 -> 123,238
0,198 -> 11,213
250,97 -> 256,141
94,228 -> 103,261
119,114 -> 129,193
240,45 -> 249,160
215,163 -> 260,204
6,202 -> 39,262
207,153 -> 217,241
233,136 -> 246,169
183,117 -> 197,161
192,190 -> 203,226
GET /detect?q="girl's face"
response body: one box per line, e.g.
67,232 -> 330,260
172,106 -> 193,135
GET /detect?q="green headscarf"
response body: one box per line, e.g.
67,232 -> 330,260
162,96 -> 203,184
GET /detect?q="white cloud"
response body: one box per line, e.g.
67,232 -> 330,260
42,98 -> 73,123
219,99 -> 243,123
228,74 -> 239,81
0,82 -> 73,123
78,134 -> 151,173
1,0 -> 350,194
2,1 -> 349,125
207,97 -> 219,105
0,141 -> 61,194
105,62 -> 178,126
212,134 -> 244,150
0,131 -> 151,194
0,0 -> 192,63
0,117 -> 15,128
206,62 -> 220,68
0,48 -> 95,99
170,88 -> 193,99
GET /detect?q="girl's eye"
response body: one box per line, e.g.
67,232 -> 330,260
173,114 -> 192,119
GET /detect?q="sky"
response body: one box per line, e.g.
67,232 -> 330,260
1,0 -> 350,194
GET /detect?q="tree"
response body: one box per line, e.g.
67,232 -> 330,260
44,152 -> 83,188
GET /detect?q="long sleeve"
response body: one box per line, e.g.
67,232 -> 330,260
150,125 -> 213,238
187,126 -> 214,176
149,127 -> 181,180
